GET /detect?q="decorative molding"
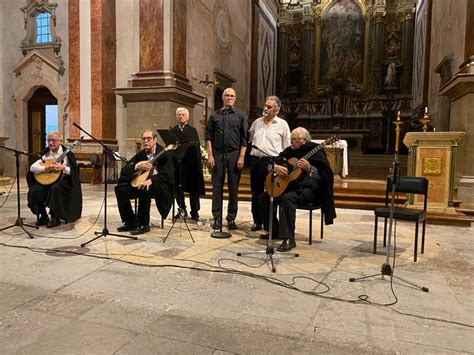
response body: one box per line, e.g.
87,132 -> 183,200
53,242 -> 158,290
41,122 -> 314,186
423,157 -> 443,175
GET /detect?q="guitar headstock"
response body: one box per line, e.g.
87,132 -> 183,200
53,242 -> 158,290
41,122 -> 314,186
323,135 -> 339,147
165,144 -> 179,151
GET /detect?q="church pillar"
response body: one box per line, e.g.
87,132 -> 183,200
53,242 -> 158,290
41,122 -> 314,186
371,6 -> 386,94
115,0 -> 202,148
276,18 -> 289,97
399,2 -> 415,94
301,17 -> 314,97
68,0 -> 80,138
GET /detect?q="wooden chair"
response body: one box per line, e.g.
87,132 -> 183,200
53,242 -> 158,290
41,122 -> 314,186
374,176 -> 429,262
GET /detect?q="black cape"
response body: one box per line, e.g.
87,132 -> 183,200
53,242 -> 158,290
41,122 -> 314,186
278,142 -> 337,225
27,148 -> 83,222
171,124 -> 205,195
118,144 -> 174,219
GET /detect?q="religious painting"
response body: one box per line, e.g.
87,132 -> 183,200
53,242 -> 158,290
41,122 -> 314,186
320,0 -> 364,85
412,0 -> 429,111
257,6 -> 276,110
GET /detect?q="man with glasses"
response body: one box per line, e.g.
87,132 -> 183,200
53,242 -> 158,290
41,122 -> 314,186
115,130 -> 174,235
205,87 -> 248,231
248,95 -> 290,234
27,131 -> 82,228
258,127 -> 336,252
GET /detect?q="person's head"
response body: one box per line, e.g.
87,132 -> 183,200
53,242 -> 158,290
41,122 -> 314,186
222,88 -> 236,108
47,132 -> 62,152
141,130 -> 158,153
263,95 -> 281,119
290,127 -> 312,149
176,107 -> 190,125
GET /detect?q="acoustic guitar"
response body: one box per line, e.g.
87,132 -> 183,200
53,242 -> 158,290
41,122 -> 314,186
130,144 -> 177,188
34,139 -> 82,186
264,135 -> 338,198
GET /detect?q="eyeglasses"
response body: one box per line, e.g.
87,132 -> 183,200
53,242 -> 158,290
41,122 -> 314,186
264,105 -> 275,109
142,137 -> 154,141
290,137 -> 303,142
47,139 -> 60,142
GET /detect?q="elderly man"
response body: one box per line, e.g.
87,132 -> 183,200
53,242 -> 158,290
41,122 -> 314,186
248,95 -> 290,232
258,127 -> 336,252
27,132 -> 82,228
115,130 -> 174,235
205,87 -> 248,231
171,107 -> 205,221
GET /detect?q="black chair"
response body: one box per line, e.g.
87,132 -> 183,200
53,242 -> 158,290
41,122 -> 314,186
374,176 -> 429,262
133,198 -> 164,229
296,203 -> 324,245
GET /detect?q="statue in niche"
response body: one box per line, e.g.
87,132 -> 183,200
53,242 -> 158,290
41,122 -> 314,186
383,33 -> 402,94
286,45 -> 301,94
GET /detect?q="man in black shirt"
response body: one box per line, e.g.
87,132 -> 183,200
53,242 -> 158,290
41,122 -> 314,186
205,88 -> 248,230
258,127 -> 336,252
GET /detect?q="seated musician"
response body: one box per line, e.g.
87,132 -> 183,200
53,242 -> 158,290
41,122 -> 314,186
115,130 -> 174,235
258,127 -> 336,252
27,132 -> 82,228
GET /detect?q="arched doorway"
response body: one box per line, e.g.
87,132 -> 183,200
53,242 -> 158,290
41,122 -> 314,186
28,86 -> 57,163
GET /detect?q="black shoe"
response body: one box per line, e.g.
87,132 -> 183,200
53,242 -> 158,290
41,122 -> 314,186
130,224 -> 150,235
46,217 -> 60,228
277,238 -> 296,252
190,212 -> 200,222
212,220 -> 221,230
36,214 -> 49,226
227,220 -> 238,230
117,223 -> 136,232
250,223 -> 262,232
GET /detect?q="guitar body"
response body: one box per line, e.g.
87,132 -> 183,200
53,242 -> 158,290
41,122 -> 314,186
265,158 -> 303,198
131,170 -> 151,188
34,160 -> 63,186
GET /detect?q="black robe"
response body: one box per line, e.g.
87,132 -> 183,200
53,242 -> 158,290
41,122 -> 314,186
171,124 -> 205,195
118,144 -> 174,219
278,142 -> 337,225
27,148 -> 82,222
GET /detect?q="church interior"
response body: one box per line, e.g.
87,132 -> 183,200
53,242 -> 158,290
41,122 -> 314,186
0,0 -> 473,353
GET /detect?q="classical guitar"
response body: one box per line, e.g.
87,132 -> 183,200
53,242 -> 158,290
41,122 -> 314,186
34,139 -> 82,186
264,135 -> 338,198
130,144 -> 177,188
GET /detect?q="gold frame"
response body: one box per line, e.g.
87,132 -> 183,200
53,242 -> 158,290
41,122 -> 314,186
313,0 -> 371,94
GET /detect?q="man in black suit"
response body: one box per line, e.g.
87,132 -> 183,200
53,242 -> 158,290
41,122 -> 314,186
115,130 -> 174,235
171,107 -> 205,221
27,132 -> 82,228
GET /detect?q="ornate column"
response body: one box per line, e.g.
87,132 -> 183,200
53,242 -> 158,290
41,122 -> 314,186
276,10 -> 290,96
398,1 -> 415,94
371,4 -> 386,94
300,12 -> 314,97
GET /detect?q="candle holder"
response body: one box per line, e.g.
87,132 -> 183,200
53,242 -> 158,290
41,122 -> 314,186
420,107 -> 431,132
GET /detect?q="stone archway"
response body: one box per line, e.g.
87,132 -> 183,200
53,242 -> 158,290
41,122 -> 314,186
11,50 -> 67,175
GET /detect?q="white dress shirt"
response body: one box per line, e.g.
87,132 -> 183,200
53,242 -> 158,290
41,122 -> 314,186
249,116 -> 291,157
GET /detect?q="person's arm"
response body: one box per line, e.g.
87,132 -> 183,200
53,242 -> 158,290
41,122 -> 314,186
206,140 -> 215,168
236,145 -> 246,170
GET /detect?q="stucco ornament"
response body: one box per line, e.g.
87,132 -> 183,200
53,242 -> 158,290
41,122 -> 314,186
215,9 -> 230,49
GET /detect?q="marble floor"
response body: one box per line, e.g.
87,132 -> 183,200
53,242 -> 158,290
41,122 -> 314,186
0,183 -> 473,354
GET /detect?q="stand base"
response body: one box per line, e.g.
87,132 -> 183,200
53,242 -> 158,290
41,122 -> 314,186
0,218 -> 37,239
211,230 -> 232,239
80,227 -> 137,247
163,209 -> 195,243
349,263 -> 429,292
237,245 -> 299,273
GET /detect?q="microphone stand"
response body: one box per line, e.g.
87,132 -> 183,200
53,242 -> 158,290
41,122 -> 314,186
72,123 -> 138,247
0,145 -> 38,238
211,108 -> 231,239
349,113 -> 428,292
237,156 -> 298,273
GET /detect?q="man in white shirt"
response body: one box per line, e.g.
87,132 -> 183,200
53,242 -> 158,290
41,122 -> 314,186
248,96 -> 290,233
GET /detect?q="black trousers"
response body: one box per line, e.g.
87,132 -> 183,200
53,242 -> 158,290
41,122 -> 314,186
176,189 -> 200,216
115,183 -> 156,226
211,150 -> 241,222
28,177 -> 73,219
258,187 -> 318,240
250,156 -> 274,225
